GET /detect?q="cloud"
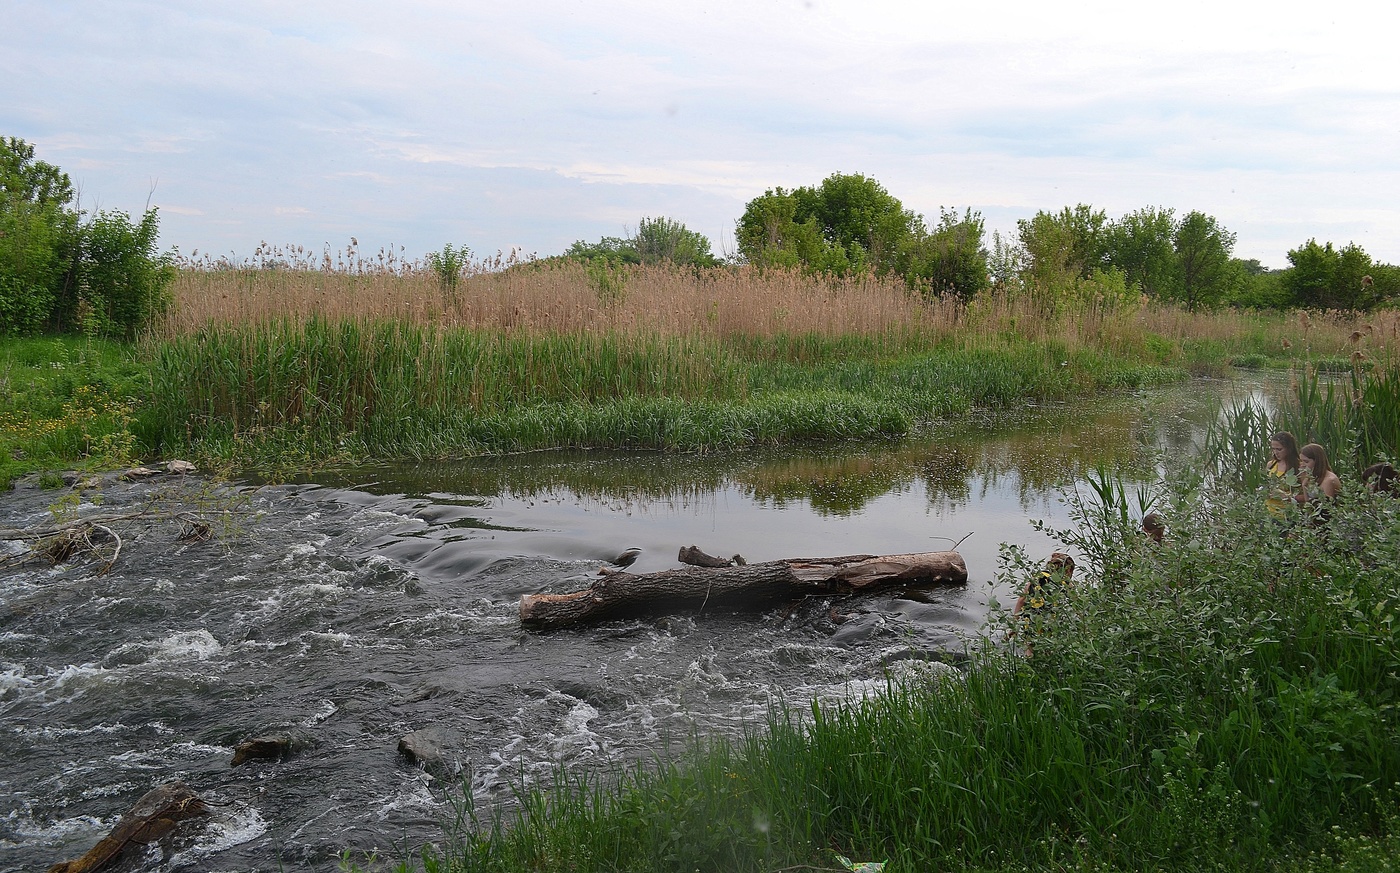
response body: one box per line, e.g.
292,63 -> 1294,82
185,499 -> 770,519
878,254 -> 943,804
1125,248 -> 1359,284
2,0 -> 1397,265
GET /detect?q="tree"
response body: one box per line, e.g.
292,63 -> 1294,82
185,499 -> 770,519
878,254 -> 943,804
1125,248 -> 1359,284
735,187 -> 843,272
1284,239 -> 1387,310
631,216 -> 719,267
566,216 -> 718,269
0,136 -> 173,336
903,207 -> 989,300
1,136 -> 75,207
737,173 -> 917,278
78,208 -> 175,337
0,137 -> 78,334
1016,204 -> 1110,290
1171,210 -> 1236,310
1106,206 -> 1177,299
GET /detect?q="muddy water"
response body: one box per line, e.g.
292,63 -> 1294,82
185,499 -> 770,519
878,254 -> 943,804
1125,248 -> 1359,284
0,378 -> 1274,872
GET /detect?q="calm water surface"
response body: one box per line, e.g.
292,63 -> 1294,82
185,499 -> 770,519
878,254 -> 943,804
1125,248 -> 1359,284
0,377 -> 1283,872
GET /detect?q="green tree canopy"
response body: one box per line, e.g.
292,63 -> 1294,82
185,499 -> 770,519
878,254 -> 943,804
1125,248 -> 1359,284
1284,239 -> 1391,311
737,173 -> 920,278
1016,204 -> 1110,289
737,173 -> 987,295
630,216 -> 719,267
903,207 -> 989,300
1106,206 -> 1177,299
1,136 -> 172,337
1171,210 -> 1236,310
565,216 -> 718,269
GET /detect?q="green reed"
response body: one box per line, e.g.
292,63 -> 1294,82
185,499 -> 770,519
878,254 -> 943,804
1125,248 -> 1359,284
1273,356 -> 1400,476
142,319 -> 1184,471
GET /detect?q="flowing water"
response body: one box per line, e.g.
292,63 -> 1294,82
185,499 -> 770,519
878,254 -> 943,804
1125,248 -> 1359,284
0,377 -> 1281,872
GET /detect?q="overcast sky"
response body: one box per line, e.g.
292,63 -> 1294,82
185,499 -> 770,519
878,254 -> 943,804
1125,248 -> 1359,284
5,0 -> 1398,267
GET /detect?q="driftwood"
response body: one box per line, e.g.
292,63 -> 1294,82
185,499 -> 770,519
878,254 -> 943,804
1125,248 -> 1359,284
520,548 -> 967,630
47,781 -> 208,873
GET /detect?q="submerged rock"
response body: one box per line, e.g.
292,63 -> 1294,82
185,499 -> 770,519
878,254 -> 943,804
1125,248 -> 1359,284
229,728 -> 314,766
46,780 -> 208,873
397,727 -> 459,776
231,733 -> 292,766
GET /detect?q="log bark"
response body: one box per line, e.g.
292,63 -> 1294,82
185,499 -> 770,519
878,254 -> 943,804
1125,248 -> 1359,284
520,550 -> 966,630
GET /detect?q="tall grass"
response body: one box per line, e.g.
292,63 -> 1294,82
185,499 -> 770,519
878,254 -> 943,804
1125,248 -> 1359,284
143,318 -> 1188,470
163,251 -> 1389,359
145,251 -> 1400,470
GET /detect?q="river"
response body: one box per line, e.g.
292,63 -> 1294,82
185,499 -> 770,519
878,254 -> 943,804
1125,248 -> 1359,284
0,376 -> 1279,872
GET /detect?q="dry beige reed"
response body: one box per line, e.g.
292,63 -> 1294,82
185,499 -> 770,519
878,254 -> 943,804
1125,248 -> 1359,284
163,246 -> 1390,359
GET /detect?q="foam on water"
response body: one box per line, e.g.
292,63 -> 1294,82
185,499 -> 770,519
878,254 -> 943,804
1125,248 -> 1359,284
151,629 -> 223,663
302,699 -> 338,726
0,809 -> 112,848
165,801 -> 268,866
0,663 -> 34,697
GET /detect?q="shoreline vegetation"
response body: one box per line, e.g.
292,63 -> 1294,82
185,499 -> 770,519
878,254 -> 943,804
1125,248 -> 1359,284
364,467 -> 1400,873
4,259 -> 1396,486
2,262 -> 1398,873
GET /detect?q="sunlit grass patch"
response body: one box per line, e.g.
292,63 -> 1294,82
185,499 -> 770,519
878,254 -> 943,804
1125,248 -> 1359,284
0,337 -> 147,485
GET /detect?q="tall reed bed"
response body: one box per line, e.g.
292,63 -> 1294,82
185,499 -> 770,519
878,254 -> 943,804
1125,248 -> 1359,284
380,477 -> 1400,873
163,253 -> 1384,360
151,250 -> 1397,469
145,318 -> 1182,468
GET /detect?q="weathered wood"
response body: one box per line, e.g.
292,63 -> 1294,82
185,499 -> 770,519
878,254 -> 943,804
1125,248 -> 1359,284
47,781 -> 208,873
520,550 -> 967,630
677,545 -> 738,568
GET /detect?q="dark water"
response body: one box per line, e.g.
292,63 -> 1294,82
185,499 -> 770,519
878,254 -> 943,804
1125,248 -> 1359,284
0,378 -> 1278,872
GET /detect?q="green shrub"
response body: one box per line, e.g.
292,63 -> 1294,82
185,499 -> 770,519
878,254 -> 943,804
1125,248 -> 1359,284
74,207 -> 175,337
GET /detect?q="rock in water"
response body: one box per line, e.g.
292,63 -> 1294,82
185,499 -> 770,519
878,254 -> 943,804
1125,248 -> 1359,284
398,728 -> 450,769
47,781 -> 208,873
231,733 -> 293,766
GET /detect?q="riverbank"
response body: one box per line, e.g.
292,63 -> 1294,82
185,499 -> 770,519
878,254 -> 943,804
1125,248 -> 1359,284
6,290 -> 1383,486
367,466 -> 1400,873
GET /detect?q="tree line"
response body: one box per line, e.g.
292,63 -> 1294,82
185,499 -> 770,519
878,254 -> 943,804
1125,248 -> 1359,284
0,137 -> 174,337
5,136 -> 1397,341
568,172 -> 1398,312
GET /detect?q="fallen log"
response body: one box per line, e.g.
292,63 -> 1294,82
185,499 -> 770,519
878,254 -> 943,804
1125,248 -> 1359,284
520,550 -> 967,630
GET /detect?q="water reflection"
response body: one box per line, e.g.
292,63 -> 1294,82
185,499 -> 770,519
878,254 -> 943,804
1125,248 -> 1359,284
276,376 -> 1289,597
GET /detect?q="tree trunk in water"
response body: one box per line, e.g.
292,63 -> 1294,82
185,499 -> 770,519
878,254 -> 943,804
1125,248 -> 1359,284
519,550 -> 967,630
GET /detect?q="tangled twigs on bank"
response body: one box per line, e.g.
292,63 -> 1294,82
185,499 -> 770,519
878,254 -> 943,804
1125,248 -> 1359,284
0,507 -> 230,575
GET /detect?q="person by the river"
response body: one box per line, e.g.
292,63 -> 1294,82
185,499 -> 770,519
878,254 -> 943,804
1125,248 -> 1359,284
1362,462 -> 1397,496
1011,552 -> 1075,655
1266,431 -> 1301,516
1141,512 -> 1166,544
1297,443 -> 1342,505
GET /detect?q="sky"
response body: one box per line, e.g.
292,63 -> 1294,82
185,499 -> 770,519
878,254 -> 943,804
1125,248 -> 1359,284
4,0 -> 1399,268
